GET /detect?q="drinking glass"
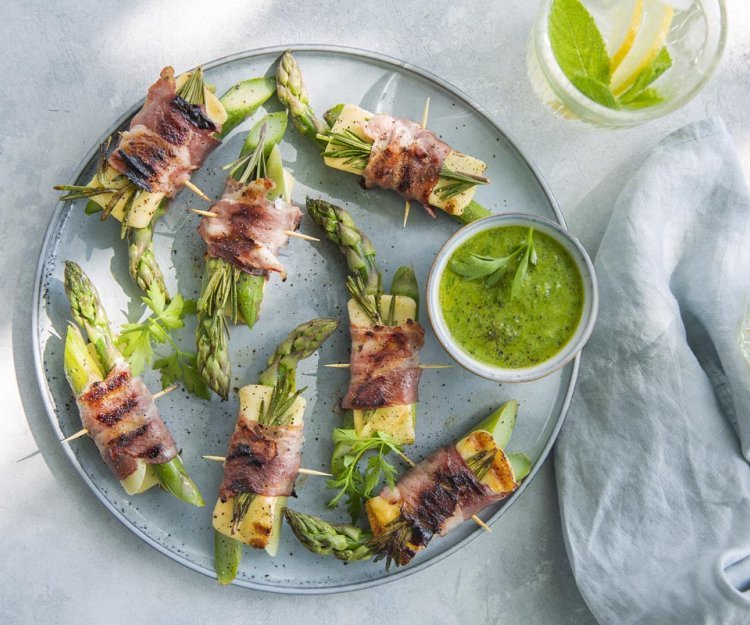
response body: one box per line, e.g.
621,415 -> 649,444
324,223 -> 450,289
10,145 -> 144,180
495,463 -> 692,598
527,0 -> 727,127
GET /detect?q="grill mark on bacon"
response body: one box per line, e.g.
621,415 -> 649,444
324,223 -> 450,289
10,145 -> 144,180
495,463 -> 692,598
108,66 -> 221,196
219,419 -> 304,501
96,394 -> 138,426
360,114 -> 450,214
377,445 -> 507,564
76,364 -> 177,480
198,178 -> 302,278
342,320 -> 425,409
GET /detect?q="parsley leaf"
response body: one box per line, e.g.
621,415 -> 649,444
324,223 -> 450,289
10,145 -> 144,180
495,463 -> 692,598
115,285 -> 207,399
327,429 -> 406,523
549,0 -> 614,108
153,350 -> 210,400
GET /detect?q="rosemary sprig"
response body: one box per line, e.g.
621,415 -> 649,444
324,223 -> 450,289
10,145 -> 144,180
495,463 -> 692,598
177,66 -> 206,106
346,274 -> 383,325
222,122 -> 268,184
231,493 -> 255,534
450,228 -> 538,301
53,184 -> 121,201
197,257 -> 241,321
435,167 -> 490,201
319,129 -> 372,170
259,368 -> 307,427
367,515 -> 413,570
466,449 -> 496,481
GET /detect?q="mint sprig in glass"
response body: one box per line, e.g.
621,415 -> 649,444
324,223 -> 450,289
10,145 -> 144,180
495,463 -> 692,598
527,0 -> 726,127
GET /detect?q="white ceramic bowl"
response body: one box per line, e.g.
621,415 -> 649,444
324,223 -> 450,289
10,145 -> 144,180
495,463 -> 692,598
426,213 -> 598,383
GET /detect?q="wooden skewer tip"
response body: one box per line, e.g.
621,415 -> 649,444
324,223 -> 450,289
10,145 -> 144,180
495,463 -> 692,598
190,208 -> 218,218
471,515 -> 492,533
184,180 -> 211,202
61,428 -> 89,443
285,230 -> 320,242
152,383 -> 179,400
297,468 -> 333,477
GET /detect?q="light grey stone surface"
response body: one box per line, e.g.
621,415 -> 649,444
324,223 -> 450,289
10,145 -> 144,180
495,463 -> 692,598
1,1 -> 748,623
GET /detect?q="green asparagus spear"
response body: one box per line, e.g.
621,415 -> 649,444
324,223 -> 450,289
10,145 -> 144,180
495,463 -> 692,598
275,50 -> 330,149
196,258 -> 236,400
64,261 -> 124,372
390,266 -> 420,316
306,198 -> 381,296
214,531 -> 243,585
152,455 -> 204,507
258,318 -> 339,387
283,508 -> 373,562
63,261 -> 204,506
128,204 -> 170,302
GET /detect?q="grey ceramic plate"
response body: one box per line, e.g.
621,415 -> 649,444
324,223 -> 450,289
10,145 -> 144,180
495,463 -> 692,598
33,45 -> 577,593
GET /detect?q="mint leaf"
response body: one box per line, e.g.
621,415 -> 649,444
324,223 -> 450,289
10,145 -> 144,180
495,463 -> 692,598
619,88 -> 665,110
570,76 -> 619,109
549,0 -> 615,108
618,46 -> 672,107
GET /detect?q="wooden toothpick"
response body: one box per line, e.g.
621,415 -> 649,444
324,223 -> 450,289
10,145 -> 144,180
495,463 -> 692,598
284,230 -> 320,242
190,208 -> 218,218
471,515 -> 492,532
402,97 -> 431,229
152,384 -> 178,400
297,468 -> 333,477
202,455 -> 330,477
60,428 -> 88,443
184,180 -> 211,202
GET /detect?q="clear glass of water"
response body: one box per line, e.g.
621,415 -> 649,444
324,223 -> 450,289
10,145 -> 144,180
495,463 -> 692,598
527,0 -> 727,127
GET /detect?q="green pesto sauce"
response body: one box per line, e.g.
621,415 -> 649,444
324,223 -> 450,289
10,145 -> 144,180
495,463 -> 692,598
439,226 -> 583,369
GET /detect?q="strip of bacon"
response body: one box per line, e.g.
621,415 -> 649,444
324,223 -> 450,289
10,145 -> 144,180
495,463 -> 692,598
377,444 -> 507,565
197,178 -> 302,279
109,67 -> 221,196
341,320 -> 425,409
360,114 -> 451,216
219,418 -> 304,501
76,363 -> 177,480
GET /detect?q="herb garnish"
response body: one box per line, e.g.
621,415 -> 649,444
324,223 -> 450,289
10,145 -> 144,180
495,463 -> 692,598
548,0 -> 672,110
327,429 -> 411,523
450,227 -> 538,300
117,284 -> 209,399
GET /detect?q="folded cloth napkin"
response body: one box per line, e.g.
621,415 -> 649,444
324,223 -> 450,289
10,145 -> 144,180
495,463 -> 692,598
556,118 -> 750,625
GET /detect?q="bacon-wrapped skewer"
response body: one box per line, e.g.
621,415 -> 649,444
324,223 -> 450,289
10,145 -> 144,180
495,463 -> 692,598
211,318 -> 338,585
55,67 -> 276,302
307,198 -> 425,446
194,113 -> 311,399
284,401 -> 532,566
276,51 -> 491,224
62,261 -> 203,505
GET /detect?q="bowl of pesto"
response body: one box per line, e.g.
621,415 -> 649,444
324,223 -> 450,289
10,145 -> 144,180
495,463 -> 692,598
427,213 -> 598,383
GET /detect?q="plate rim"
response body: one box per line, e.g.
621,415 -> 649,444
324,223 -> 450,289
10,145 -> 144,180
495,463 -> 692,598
32,43 -> 579,594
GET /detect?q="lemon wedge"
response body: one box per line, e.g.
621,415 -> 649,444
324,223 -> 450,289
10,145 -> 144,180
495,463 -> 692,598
610,0 -> 644,73
610,2 -> 674,96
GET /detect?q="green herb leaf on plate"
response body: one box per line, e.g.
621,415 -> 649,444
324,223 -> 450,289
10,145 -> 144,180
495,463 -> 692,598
549,0 -> 615,109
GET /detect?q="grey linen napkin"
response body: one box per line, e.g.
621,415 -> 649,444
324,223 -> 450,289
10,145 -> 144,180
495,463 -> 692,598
556,118 -> 750,625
